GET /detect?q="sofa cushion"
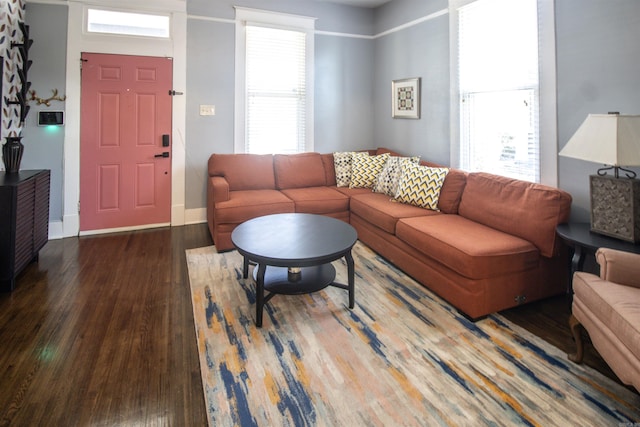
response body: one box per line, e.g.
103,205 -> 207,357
208,154 -> 275,191
351,192 -> 437,234
373,156 -> 420,196
436,169 -> 467,214
321,153 -> 337,186
395,164 -> 449,210
333,186 -> 373,197
419,160 -> 467,214
573,273 -> 640,362
274,152 -> 327,189
458,172 -> 572,257
280,187 -> 349,214
214,190 -> 294,224
350,153 -> 390,188
396,215 -> 539,279
334,151 -> 357,187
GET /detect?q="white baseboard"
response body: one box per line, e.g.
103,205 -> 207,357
49,207 -> 204,240
48,221 -> 64,240
79,222 -> 171,236
172,203 -> 186,226
185,207 -> 207,224
62,213 -> 79,238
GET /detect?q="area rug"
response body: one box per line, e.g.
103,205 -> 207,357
186,242 -> 640,426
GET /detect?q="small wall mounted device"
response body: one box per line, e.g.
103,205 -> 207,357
38,111 -> 64,126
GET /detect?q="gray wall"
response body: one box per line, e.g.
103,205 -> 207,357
315,35 -> 375,153
372,2 -> 449,164
185,18 -> 236,208
188,0 -> 375,34
22,0 -> 640,223
556,0 -> 640,222
22,3 -> 67,222
185,0 -> 376,209
374,0 -> 447,33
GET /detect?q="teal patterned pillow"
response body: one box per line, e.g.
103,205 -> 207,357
373,156 -> 420,196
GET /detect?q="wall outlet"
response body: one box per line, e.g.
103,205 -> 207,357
199,105 -> 215,116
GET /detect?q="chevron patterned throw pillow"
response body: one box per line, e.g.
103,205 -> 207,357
373,156 -> 420,196
349,153 -> 390,189
395,163 -> 449,210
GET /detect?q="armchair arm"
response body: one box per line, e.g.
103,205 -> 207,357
596,248 -> 640,288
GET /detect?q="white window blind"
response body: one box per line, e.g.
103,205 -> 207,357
458,0 -> 540,182
245,25 -> 307,154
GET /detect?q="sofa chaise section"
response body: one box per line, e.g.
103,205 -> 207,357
348,166 -> 572,319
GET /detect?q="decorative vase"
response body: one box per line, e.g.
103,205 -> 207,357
2,136 -> 24,174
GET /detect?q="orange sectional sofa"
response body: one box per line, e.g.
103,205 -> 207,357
207,149 -> 572,319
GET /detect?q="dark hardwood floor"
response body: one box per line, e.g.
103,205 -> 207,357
0,225 -> 212,427
0,223 -> 633,426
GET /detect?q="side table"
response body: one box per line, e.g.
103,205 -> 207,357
556,223 -> 640,290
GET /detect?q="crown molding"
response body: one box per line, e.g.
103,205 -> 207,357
25,0 -> 186,13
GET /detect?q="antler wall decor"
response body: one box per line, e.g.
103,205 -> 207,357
29,89 -> 67,106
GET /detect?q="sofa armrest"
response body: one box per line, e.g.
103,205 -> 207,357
210,176 -> 230,205
596,248 -> 640,288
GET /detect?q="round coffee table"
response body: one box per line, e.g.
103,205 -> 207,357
231,213 -> 358,327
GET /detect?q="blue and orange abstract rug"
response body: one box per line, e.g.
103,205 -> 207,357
186,242 -> 640,426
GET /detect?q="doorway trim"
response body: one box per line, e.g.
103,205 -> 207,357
63,0 -> 187,237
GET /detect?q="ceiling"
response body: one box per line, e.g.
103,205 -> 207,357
316,0 -> 393,8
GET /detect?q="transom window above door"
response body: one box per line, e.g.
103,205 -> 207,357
86,8 -> 170,38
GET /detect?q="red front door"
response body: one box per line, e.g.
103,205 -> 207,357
80,53 -> 173,232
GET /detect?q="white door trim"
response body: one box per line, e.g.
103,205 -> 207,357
62,1 -> 187,237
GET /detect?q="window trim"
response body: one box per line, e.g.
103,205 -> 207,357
234,7 -> 315,154
449,0 -> 557,186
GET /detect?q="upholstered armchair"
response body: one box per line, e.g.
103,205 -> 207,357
569,247 -> 640,391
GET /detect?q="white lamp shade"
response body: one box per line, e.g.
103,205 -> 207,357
559,114 -> 640,167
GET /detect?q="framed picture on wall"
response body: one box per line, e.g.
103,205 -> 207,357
392,77 -> 420,119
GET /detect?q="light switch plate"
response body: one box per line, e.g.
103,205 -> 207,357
199,105 -> 215,116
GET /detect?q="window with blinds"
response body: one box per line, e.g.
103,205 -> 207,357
245,25 -> 307,154
458,0 -> 540,182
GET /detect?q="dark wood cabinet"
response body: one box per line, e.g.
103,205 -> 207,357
0,170 -> 50,291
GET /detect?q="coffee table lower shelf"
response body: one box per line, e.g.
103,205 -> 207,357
252,263 -> 352,327
253,264 -> 336,294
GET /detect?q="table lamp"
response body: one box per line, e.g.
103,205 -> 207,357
559,112 -> 640,243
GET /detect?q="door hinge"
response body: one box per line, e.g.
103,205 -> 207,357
77,201 -> 80,213
168,90 -> 184,96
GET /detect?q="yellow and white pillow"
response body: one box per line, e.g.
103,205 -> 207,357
373,156 -> 420,196
395,163 -> 449,210
349,153 -> 390,189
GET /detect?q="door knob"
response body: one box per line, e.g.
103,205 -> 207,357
154,152 -> 170,158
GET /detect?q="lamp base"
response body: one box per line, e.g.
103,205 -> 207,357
590,175 -> 640,243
